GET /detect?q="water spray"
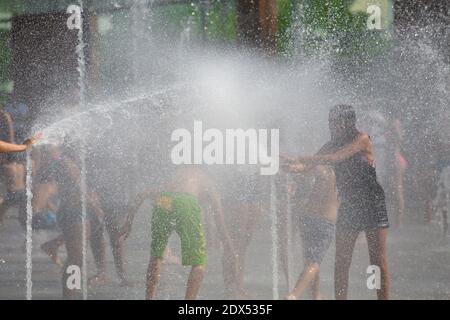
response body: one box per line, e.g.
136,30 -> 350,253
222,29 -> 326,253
25,150 -> 33,300
270,176 -> 279,300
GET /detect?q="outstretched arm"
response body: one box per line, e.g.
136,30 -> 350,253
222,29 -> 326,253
298,134 -> 370,167
0,140 -> 28,153
0,134 -> 41,153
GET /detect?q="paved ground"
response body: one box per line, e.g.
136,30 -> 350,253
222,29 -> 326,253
1,204 -> 450,300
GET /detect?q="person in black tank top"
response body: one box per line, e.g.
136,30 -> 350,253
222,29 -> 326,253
282,105 -> 390,300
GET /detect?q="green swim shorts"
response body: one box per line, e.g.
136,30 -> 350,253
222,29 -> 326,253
150,192 -> 207,266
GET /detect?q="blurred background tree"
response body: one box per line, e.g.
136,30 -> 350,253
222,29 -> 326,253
0,0 -> 448,106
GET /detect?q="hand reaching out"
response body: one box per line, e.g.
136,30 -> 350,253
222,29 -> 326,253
23,133 -> 43,148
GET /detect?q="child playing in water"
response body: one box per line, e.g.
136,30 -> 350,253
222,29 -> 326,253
30,146 -> 64,266
33,144 -> 131,288
282,105 -> 390,300
119,166 -> 236,300
50,142 -> 106,299
32,147 -> 60,231
283,164 -> 338,300
88,202 -> 133,287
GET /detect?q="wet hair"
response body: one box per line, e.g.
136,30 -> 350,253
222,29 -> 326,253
329,104 -> 359,142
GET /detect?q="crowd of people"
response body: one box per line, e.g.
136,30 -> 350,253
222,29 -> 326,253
0,100 -> 449,300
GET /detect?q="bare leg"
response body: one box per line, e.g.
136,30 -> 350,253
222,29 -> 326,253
106,219 -> 131,286
365,228 -> 390,300
146,257 -> 163,299
185,265 -> 206,300
223,203 -> 260,299
89,220 -> 107,286
285,262 -> 319,300
311,269 -> 323,300
0,164 -> 15,223
236,203 -> 260,298
41,234 -> 65,267
334,228 -> 359,300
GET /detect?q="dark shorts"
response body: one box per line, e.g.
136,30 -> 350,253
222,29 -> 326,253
337,190 -> 390,232
5,152 -> 26,164
299,214 -> 335,264
4,189 -> 26,207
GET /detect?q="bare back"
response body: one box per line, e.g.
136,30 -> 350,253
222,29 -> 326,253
168,166 -> 216,199
303,165 -> 339,223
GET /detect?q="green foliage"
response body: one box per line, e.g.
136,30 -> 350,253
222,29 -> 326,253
204,1 -> 236,43
277,0 -> 294,54
152,3 -> 199,36
151,1 -> 236,44
0,14 -> 11,104
287,0 -> 393,60
0,0 -> 395,102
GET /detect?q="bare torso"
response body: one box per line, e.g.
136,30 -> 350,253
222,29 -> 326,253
302,165 -> 338,223
167,166 -> 214,199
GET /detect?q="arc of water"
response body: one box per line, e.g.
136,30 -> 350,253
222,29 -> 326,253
35,84 -> 187,146
270,176 -> 279,300
25,151 -> 33,300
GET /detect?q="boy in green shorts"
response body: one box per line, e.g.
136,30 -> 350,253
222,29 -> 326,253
120,166 -> 236,300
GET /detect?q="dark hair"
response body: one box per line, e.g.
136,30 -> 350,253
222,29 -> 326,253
329,105 -> 358,142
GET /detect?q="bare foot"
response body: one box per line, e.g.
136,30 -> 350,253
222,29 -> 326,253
285,294 -> 297,300
40,243 -> 63,267
88,273 -> 107,287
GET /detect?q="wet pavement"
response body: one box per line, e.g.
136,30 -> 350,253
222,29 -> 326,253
1,205 -> 450,300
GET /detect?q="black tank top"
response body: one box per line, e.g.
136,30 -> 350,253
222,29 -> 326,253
319,134 -> 384,202
334,151 -> 382,200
